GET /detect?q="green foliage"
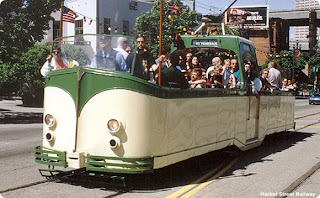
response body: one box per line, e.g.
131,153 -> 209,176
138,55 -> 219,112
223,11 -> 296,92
0,0 -> 60,63
263,50 -> 308,80
62,44 -> 91,66
135,0 -> 198,58
308,46 -> 320,76
0,43 -> 50,106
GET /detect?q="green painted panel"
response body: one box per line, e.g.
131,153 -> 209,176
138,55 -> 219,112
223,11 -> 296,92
45,67 -> 80,105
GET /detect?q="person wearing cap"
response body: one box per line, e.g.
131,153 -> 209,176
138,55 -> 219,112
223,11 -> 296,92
90,36 -> 127,72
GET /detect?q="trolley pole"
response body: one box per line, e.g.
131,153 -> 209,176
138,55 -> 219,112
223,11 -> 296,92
158,0 -> 163,86
59,0 -> 64,39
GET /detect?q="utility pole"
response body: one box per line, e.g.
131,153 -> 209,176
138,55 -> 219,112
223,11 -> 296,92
193,0 -> 195,11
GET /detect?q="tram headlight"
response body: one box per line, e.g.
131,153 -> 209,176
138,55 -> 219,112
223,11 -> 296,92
44,114 -> 56,128
109,136 -> 121,149
45,131 -> 55,142
107,119 -> 122,133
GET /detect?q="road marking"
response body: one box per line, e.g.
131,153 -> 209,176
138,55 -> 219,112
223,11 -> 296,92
297,125 -> 320,129
295,120 -> 320,122
166,161 -> 226,198
180,158 -> 238,198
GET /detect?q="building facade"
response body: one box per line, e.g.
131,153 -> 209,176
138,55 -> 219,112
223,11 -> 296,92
42,0 -> 153,43
294,0 -> 320,41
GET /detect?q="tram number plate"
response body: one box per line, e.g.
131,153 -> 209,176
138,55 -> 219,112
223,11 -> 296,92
192,39 -> 218,46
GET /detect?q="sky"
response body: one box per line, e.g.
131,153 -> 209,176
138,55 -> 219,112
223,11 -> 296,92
181,0 -> 296,15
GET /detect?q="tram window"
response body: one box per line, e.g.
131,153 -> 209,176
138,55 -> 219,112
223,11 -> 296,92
169,48 -> 239,89
55,35 -> 136,74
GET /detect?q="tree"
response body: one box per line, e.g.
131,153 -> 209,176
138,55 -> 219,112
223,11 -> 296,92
0,43 -> 50,105
263,50 -> 308,82
0,0 -> 60,63
135,0 -> 198,58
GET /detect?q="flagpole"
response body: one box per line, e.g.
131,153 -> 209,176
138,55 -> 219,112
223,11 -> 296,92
59,0 -> 64,39
158,0 -> 163,86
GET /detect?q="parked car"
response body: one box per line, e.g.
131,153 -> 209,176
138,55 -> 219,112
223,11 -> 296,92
309,92 -> 320,105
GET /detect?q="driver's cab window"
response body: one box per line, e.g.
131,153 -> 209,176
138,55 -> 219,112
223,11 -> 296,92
240,42 -> 259,84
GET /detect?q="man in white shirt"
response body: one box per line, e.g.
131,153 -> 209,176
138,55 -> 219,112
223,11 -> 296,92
268,61 -> 282,88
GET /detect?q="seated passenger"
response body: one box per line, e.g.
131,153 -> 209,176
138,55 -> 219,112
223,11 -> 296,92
191,56 -> 201,69
160,54 -> 189,89
260,68 -> 273,93
231,58 -> 241,87
41,45 -> 70,77
189,68 -> 206,88
90,36 -> 127,72
222,59 -> 232,88
210,67 -> 223,88
206,57 -> 222,79
281,78 -> 289,91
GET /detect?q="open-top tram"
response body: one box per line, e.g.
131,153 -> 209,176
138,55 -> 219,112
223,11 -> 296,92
35,34 -> 295,175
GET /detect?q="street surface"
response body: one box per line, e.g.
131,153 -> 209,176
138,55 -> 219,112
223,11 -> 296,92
0,99 -> 319,198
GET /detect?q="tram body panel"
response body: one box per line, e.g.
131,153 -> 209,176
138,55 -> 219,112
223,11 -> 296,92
76,89 -> 167,158
194,97 -> 218,155
233,96 -> 248,149
42,87 -> 77,152
165,97 -> 197,165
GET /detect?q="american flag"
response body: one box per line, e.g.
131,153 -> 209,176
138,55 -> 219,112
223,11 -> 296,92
63,7 -> 77,23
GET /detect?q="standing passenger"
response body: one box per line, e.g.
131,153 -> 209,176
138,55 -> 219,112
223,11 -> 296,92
222,59 -> 232,88
268,61 -> 282,89
137,36 -> 155,76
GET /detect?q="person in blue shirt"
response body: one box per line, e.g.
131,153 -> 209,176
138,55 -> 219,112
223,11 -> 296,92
90,36 -> 127,72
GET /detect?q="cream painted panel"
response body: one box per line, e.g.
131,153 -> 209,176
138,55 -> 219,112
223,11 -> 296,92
42,87 -> 77,152
234,97 -> 248,146
77,90 -> 167,158
166,98 -> 196,161
246,96 -> 259,140
286,96 -> 295,129
277,96 -> 286,132
216,97 -> 236,150
267,96 -> 280,134
194,97 -> 218,155
258,95 -> 269,138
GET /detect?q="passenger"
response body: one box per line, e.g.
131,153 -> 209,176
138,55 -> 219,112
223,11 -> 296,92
114,37 -> 130,60
191,56 -> 201,69
160,53 -> 189,89
151,46 -> 171,81
41,45 -> 70,77
222,59 -> 232,88
210,67 -> 223,88
125,46 -> 132,54
260,68 -> 274,93
286,79 -> 298,91
189,68 -> 206,88
90,36 -> 127,71
268,61 -> 282,89
185,52 -> 193,72
248,66 -> 262,94
231,59 -> 241,86
154,46 -> 171,71
281,78 -> 289,91
206,57 -> 222,79
137,36 -> 155,78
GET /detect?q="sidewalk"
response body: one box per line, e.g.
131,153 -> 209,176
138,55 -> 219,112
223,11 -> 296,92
0,98 -> 43,124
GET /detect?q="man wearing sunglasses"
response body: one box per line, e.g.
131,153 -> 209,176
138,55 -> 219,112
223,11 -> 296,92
41,45 -> 69,77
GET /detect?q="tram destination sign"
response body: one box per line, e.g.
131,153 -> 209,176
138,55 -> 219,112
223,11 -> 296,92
225,5 -> 269,29
191,39 -> 218,47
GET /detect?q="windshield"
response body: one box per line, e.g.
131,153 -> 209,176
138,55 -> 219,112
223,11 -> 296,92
52,35 -> 136,73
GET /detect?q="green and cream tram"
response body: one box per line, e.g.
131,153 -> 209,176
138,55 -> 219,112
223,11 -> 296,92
35,34 -> 295,174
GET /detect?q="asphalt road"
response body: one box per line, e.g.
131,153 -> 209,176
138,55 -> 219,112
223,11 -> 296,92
0,99 -> 319,198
